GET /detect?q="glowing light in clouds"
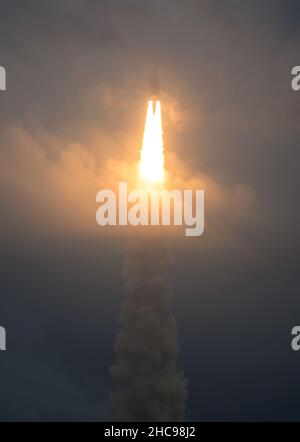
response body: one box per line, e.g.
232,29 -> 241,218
139,101 -> 165,184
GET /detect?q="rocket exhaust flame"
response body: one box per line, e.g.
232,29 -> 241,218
139,101 -> 165,185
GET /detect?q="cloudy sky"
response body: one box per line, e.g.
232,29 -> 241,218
0,0 -> 299,421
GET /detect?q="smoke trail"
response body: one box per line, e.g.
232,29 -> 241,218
110,238 -> 187,421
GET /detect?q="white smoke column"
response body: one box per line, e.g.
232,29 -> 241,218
110,238 -> 187,421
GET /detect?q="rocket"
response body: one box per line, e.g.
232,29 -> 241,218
150,72 -> 160,102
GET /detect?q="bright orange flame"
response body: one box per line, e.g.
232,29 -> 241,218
139,101 -> 165,184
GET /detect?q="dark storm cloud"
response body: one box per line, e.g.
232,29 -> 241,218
0,0 -> 300,421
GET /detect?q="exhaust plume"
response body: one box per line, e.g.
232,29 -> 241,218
110,239 -> 187,421
139,101 -> 165,184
